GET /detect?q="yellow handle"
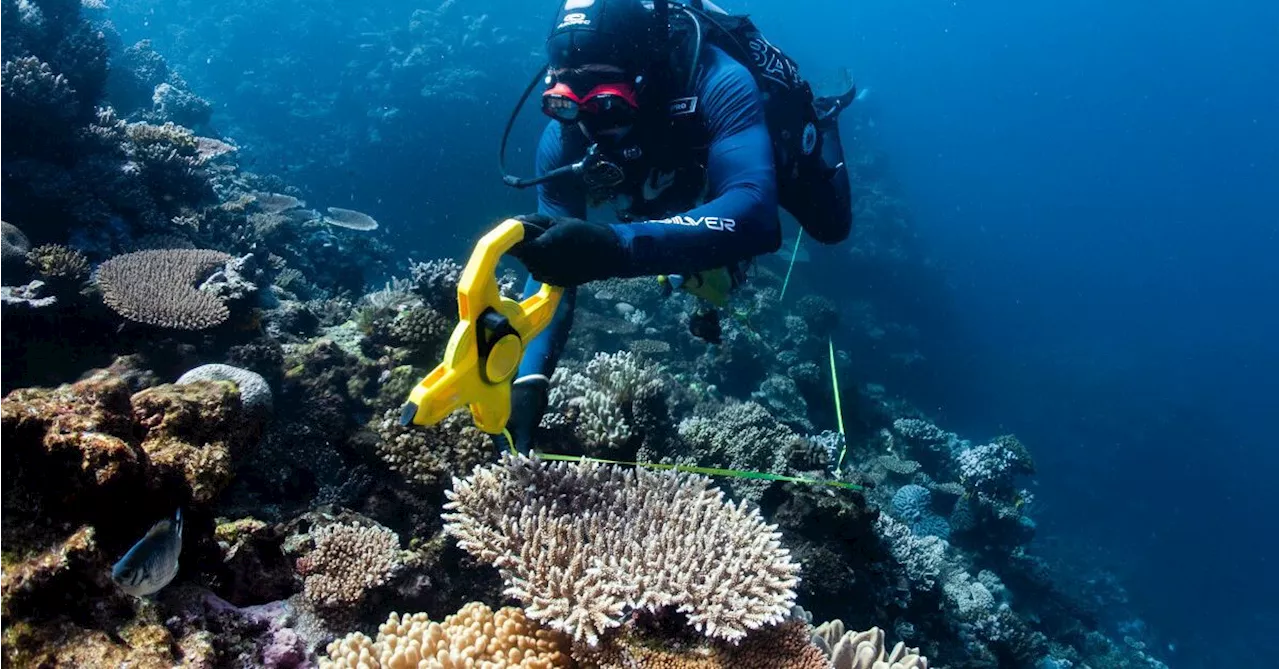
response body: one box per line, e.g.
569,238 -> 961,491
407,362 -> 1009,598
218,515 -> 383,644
402,219 -> 564,433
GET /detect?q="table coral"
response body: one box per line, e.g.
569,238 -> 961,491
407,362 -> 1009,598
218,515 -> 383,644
444,455 -> 799,645
95,249 -> 234,330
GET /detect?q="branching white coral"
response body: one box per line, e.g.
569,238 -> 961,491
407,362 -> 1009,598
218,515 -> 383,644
442,455 -> 799,645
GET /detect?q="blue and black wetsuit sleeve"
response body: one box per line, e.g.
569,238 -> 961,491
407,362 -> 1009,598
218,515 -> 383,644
611,46 -> 781,275
516,121 -> 585,379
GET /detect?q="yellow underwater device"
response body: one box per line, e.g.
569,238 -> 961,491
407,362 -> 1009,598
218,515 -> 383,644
399,219 -> 563,434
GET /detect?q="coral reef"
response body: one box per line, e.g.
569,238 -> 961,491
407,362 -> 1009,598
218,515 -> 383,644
582,617 -> 830,669
0,4 -> 1175,664
370,407 -> 492,489
95,249 -> 234,329
177,363 -> 273,414
323,602 -> 571,669
298,522 -> 404,617
443,455 -> 799,645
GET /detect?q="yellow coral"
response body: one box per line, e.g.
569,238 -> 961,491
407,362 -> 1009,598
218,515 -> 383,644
322,602 -> 572,669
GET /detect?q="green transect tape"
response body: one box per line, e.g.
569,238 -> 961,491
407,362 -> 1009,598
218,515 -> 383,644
535,452 -> 864,491
829,337 -> 848,470
778,232 -> 803,301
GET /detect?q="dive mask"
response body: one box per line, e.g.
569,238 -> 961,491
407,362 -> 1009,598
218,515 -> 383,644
541,79 -> 639,128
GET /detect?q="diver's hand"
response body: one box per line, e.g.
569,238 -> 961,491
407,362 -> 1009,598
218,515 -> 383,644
509,214 -> 627,286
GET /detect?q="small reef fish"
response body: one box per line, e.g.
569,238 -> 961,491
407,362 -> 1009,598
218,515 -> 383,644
111,508 -> 183,597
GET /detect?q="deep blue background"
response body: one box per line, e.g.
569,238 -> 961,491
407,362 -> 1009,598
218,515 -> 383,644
752,0 -> 1275,662
108,0 -> 1275,664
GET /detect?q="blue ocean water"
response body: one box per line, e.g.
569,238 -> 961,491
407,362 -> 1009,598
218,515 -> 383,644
103,0 -> 1275,665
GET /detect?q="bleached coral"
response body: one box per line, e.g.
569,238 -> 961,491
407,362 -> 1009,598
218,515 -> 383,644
543,351 -> 665,454
442,455 -> 799,645
815,621 -> 931,669
874,515 -> 946,592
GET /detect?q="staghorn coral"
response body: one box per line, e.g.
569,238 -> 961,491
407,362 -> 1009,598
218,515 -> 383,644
443,455 -> 799,645
370,407 -> 492,489
542,351 -> 667,455
26,244 -> 89,284
1,56 -> 78,133
124,121 -> 214,203
322,602 -> 572,669
95,248 -> 232,329
582,618 -> 829,669
298,522 -> 403,614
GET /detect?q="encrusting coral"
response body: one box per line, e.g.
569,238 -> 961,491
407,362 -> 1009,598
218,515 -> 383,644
443,455 -> 799,645
132,379 -> 260,504
94,248 -> 234,329
322,601 -> 572,669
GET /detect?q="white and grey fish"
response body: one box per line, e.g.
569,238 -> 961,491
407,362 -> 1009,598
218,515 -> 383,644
111,508 -> 183,597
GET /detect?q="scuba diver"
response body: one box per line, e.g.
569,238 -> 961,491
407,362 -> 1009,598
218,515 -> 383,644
498,0 -> 857,453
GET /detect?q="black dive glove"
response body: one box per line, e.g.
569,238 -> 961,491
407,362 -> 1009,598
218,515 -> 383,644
509,214 -> 628,286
